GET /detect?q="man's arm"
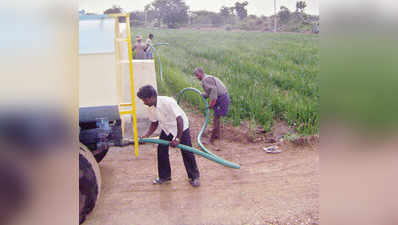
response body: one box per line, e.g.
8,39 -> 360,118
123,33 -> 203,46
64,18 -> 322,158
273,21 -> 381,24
170,116 -> 183,147
202,78 -> 218,108
141,121 -> 158,138
209,99 -> 217,108
145,40 -> 151,50
200,92 -> 209,99
200,84 -> 209,99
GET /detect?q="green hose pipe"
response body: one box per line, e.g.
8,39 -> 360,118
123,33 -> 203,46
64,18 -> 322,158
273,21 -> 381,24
139,138 -> 240,169
151,43 -> 168,81
176,87 -> 217,157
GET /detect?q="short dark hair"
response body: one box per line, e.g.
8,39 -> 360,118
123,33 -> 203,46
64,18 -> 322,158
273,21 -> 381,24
149,33 -> 154,39
194,67 -> 203,74
137,85 -> 157,99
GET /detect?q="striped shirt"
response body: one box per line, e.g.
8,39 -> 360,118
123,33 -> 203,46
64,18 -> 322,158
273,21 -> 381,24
201,74 -> 228,101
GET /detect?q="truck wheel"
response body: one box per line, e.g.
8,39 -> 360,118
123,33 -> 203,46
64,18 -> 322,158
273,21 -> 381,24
93,147 -> 109,163
79,144 -> 101,224
85,143 -> 109,163
0,159 -> 26,225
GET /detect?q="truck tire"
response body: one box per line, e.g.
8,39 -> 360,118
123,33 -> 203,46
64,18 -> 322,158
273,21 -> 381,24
85,143 -> 109,163
94,147 -> 109,163
0,158 -> 26,225
79,144 -> 101,224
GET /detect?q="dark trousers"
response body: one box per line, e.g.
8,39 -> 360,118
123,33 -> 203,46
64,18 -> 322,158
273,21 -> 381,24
158,128 -> 200,180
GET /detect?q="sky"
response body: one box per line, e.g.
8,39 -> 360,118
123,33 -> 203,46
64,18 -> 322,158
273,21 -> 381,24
79,0 -> 319,16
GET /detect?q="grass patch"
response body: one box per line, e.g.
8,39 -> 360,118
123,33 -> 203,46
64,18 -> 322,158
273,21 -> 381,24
133,28 -> 319,135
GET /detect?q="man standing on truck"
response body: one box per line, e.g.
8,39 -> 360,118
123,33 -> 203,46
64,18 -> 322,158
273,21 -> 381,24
132,35 -> 146,59
144,33 -> 154,59
137,85 -> 200,187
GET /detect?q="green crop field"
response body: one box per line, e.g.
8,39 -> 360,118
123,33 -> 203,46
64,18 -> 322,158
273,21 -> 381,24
133,28 -> 319,135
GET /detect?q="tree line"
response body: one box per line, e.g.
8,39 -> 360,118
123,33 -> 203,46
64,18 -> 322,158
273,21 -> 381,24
81,0 -> 318,32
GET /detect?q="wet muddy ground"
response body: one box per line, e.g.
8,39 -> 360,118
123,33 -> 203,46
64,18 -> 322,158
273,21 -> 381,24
84,112 -> 319,225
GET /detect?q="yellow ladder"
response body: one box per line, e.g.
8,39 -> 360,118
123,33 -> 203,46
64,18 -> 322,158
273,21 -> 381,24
109,13 -> 139,157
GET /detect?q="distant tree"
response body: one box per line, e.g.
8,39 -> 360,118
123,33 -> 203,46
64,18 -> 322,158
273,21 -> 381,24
189,10 -> 206,24
130,11 -> 145,21
255,18 -> 263,25
129,11 -> 146,26
190,10 -> 222,26
296,1 -> 307,13
230,7 -> 236,16
220,6 -> 232,18
294,1 -> 317,32
149,0 -> 189,28
211,14 -> 223,26
278,6 -> 291,24
234,1 -> 248,20
104,5 -> 122,14
187,11 -> 195,25
219,6 -> 236,25
104,5 -> 125,22
144,4 -> 152,12
144,4 -> 158,25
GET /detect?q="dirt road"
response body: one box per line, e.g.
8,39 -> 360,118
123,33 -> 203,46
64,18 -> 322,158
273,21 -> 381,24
84,112 -> 319,225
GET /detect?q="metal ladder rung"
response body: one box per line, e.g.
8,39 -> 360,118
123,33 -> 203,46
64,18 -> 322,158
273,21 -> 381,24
120,103 -> 132,107
116,38 -> 128,42
108,13 -> 127,18
111,12 -> 139,157
120,110 -> 133,115
117,60 -> 130,65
